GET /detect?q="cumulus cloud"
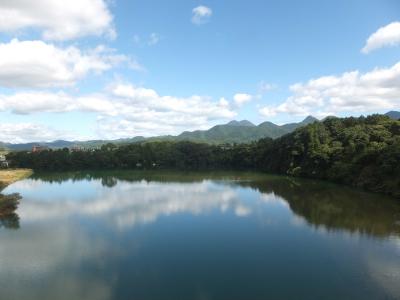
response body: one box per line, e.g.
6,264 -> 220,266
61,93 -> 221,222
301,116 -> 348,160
233,93 -> 253,106
0,0 -> 115,40
0,91 -> 117,115
191,5 -> 212,25
0,83 -> 237,140
0,39 -> 138,88
97,84 -> 237,138
219,97 -> 230,107
0,122 -> 77,143
259,106 -> 279,118
259,61 -> 400,118
362,22 -> 400,53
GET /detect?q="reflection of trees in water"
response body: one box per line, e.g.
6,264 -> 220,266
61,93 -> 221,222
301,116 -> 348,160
30,170 -> 265,186
31,171 -> 400,237
101,177 -> 118,188
0,193 -> 21,229
242,178 -> 400,238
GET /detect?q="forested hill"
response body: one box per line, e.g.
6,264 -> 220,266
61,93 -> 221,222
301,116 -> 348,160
172,115 -> 318,143
2,112 -> 399,150
7,114 -> 400,198
385,111 -> 400,120
256,114 -> 400,197
1,116 -> 318,150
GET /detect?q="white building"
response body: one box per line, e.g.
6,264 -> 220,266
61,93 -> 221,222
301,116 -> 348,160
0,155 -> 9,168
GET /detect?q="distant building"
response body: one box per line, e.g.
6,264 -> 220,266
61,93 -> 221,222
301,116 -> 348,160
32,145 -> 49,153
71,145 -> 83,152
0,155 -> 8,168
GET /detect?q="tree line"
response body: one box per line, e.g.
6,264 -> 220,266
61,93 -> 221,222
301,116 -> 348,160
7,115 -> 400,197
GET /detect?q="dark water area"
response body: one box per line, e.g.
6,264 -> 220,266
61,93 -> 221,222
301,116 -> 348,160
1,171 -> 400,300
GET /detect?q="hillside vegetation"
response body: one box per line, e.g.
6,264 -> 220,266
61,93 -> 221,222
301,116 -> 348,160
1,116 -> 317,150
172,116 -> 318,143
257,115 -> 400,197
7,115 -> 400,197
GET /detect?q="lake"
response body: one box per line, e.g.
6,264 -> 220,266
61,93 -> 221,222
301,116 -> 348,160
1,171 -> 400,300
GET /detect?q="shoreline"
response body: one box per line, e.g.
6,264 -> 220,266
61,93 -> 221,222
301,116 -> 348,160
0,169 -> 33,189
0,169 -> 31,220
29,169 -> 399,199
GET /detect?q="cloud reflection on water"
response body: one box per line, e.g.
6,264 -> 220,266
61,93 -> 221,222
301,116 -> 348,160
12,179 -> 257,229
1,173 -> 400,300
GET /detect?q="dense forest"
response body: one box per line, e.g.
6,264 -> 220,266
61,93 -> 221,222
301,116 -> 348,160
7,115 -> 400,197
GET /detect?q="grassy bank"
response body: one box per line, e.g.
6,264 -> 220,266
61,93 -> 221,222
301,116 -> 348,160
0,169 -> 33,188
0,169 -> 31,225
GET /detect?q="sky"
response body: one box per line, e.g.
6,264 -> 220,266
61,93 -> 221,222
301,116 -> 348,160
0,0 -> 399,143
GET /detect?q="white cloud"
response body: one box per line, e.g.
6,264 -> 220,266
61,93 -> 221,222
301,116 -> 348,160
259,61 -> 400,118
148,33 -> 160,46
0,39 -> 137,88
362,22 -> 400,53
219,97 -> 230,107
0,83 -> 237,140
133,33 -> 161,46
0,0 -> 115,41
0,91 -> 117,115
97,84 -> 237,138
192,6 -> 212,25
233,93 -> 253,106
259,106 -> 278,117
0,122 -> 77,143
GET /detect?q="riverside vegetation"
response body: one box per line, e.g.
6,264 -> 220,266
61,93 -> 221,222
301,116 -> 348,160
7,115 -> 400,198
0,169 -> 32,229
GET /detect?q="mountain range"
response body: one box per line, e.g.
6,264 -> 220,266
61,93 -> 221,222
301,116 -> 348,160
174,115 -> 318,144
385,111 -> 400,120
1,112 -> 398,151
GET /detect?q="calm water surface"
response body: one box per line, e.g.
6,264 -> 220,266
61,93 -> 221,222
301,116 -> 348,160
1,171 -> 400,300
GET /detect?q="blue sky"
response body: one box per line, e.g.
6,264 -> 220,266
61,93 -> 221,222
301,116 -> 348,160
0,0 -> 399,142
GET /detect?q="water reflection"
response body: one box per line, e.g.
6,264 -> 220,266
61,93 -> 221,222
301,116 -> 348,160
12,171 -> 400,237
11,179 -> 251,229
242,178 -> 400,237
1,171 -> 400,300
0,224 -> 115,300
0,193 -> 21,229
